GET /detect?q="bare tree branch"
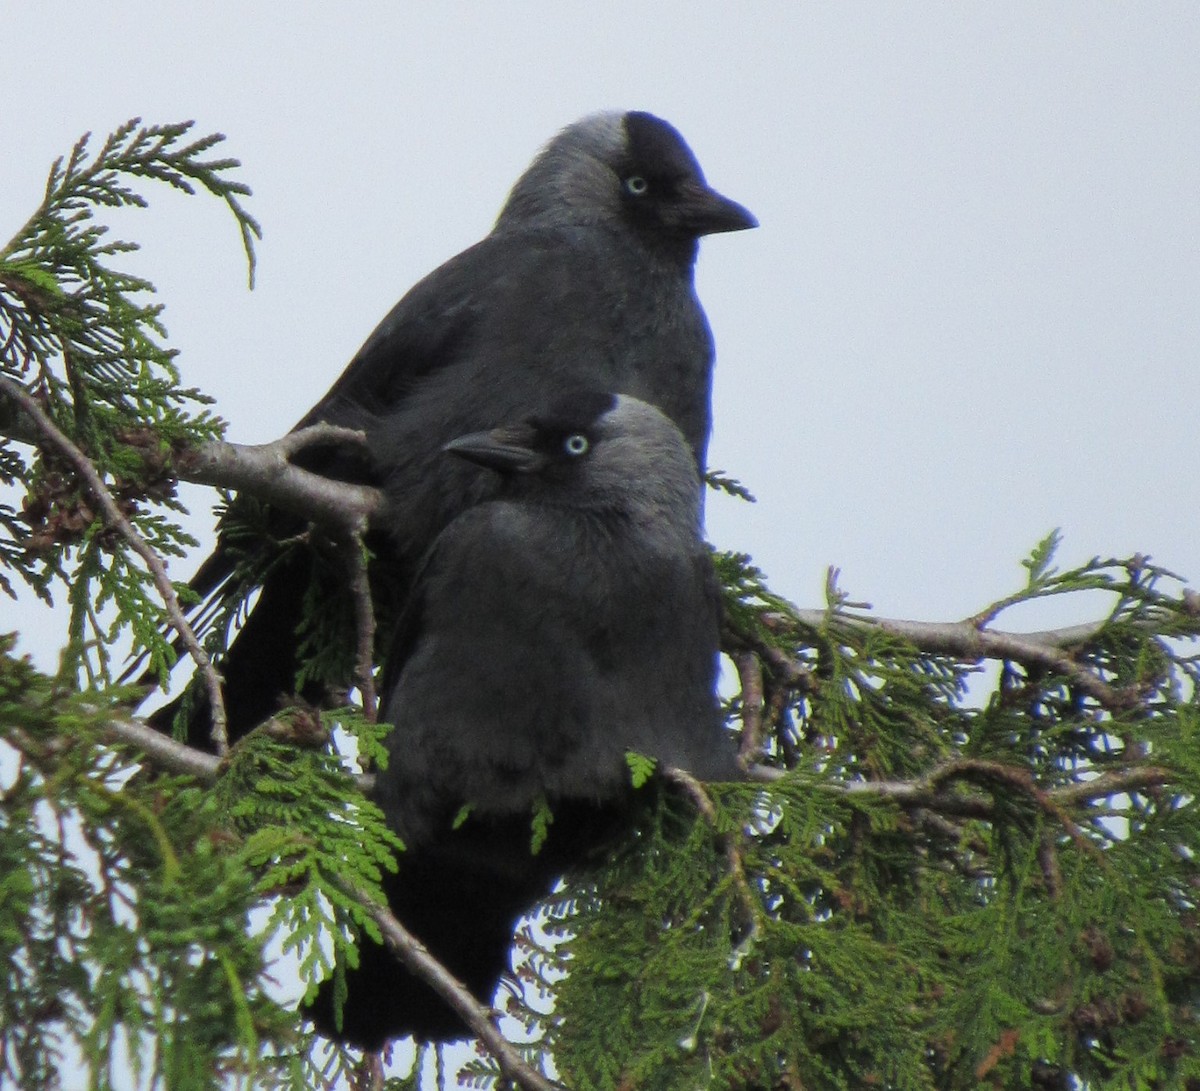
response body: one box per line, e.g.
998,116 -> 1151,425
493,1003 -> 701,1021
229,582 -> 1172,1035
839,774 -> 996,820
0,374 -> 231,752
343,532 -> 378,723
788,609 -> 1135,710
99,712 -> 389,798
175,425 -> 381,532
102,714 -> 223,780
733,650 -> 765,763
824,758 -> 1177,825
0,406 -> 382,531
1050,765 -> 1176,806
338,879 -> 563,1091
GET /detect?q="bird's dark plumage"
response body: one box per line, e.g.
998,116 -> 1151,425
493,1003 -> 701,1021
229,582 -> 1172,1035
157,111 -> 754,755
306,392 -> 741,1048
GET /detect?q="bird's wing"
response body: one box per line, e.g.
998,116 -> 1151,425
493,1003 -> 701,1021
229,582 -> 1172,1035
126,234 -> 517,696
372,529 -> 441,709
294,228 -> 568,430
186,225 -> 574,596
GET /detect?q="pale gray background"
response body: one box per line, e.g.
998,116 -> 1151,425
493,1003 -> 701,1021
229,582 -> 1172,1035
2,5 -> 1198,1084
5,4 -> 1199,663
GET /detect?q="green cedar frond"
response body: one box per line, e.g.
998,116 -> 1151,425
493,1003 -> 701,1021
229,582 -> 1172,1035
0,120 -> 258,682
0,636 -> 297,1089
516,539 -> 1200,1090
625,750 -> 658,789
213,714 -> 403,1010
704,469 -> 756,503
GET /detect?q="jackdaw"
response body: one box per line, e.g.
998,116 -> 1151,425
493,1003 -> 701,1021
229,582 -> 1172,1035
306,390 -> 742,1049
157,110 -> 755,748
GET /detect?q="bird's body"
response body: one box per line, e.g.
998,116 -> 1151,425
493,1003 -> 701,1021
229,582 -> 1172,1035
375,402 -> 733,840
307,392 -> 741,1048
315,217 -> 718,565
163,110 -> 754,748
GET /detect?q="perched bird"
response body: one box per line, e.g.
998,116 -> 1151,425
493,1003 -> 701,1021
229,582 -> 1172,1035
157,110 -> 755,748
307,390 -> 742,1048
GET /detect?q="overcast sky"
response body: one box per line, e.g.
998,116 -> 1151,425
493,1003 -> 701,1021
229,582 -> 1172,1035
5,5 -> 1199,660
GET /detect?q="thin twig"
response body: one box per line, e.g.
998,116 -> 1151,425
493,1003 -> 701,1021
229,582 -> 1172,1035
911,807 -> 981,850
274,422 -> 371,459
733,650 -> 765,763
664,766 -> 761,948
102,714 -> 222,780
95,709 -> 382,795
789,609 -> 1136,710
13,706 -> 219,785
344,535 -> 378,722
0,375 -> 230,752
728,621 -> 814,693
338,880 -> 562,1091
839,776 -> 996,820
825,758 -> 1176,860
1050,765 -> 1175,806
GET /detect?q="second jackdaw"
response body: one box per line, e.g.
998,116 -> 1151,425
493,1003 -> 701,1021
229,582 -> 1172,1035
306,390 -> 742,1049
159,110 -> 755,749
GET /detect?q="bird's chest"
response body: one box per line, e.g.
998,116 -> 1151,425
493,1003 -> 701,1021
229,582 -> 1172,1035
530,534 -> 686,663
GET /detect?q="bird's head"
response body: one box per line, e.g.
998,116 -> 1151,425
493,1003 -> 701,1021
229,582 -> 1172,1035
443,390 -> 703,534
496,111 -> 757,254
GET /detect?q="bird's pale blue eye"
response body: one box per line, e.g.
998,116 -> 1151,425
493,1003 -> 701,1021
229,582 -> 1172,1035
624,175 -> 649,196
563,433 -> 590,457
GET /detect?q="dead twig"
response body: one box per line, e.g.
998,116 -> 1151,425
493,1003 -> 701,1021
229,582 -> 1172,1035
344,533 -> 378,723
733,650 -> 765,763
101,714 -> 223,780
338,879 -> 562,1091
1050,765 -> 1175,806
786,609 -> 1137,711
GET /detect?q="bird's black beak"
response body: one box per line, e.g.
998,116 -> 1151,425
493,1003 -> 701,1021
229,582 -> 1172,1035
672,180 -> 758,237
443,425 -> 546,474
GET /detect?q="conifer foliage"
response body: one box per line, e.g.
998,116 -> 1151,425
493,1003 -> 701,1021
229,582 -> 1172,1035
1,122 -> 1198,1090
